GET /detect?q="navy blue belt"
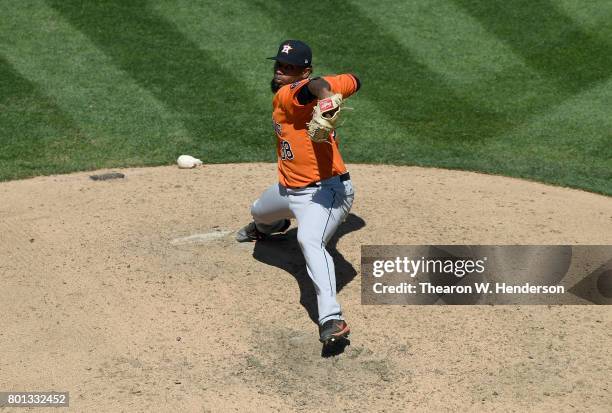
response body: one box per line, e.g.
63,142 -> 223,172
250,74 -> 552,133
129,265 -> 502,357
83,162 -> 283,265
305,172 -> 350,188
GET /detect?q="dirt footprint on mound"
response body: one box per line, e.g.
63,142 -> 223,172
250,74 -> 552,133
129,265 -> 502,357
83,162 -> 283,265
237,325 -> 411,409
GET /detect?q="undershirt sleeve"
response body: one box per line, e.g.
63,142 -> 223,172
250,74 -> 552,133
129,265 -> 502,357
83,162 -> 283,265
296,80 -> 318,105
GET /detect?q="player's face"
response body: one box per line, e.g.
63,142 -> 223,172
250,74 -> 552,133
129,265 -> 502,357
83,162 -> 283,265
271,61 -> 310,92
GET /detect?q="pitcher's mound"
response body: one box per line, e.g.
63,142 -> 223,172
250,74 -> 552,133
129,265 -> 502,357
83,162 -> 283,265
1,163 -> 611,412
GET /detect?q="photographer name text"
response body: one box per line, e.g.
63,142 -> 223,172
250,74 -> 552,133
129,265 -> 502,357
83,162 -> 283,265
372,282 -> 565,294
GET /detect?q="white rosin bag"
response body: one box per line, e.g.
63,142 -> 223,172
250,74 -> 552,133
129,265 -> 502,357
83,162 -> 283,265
177,155 -> 203,169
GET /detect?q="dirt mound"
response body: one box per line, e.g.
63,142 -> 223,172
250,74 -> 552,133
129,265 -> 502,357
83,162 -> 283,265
1,163 -> 610,411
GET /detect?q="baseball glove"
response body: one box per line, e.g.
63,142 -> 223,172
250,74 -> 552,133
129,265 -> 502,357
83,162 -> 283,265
306,93 -> 344,143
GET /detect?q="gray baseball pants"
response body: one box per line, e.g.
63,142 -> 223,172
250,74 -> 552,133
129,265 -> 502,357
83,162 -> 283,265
250,174 -> 354,325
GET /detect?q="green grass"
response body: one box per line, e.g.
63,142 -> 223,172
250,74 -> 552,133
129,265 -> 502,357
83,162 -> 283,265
0,0 -> 610,195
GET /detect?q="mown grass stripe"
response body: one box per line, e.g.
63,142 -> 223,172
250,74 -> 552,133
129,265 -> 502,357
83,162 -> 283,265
0,2 -> 192,170
48,0 -> 274,162
151,0 -> 284,91
556,0 -> 612,35
478,77 -> 612,194
149,0 -> 282,159
357,0 -> 520,85
451,0 -> 612,93
358,0 -> 564,116
0,56 -> 86,181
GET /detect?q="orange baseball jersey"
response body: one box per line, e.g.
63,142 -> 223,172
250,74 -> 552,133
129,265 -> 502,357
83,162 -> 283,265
272,74 -> 360,188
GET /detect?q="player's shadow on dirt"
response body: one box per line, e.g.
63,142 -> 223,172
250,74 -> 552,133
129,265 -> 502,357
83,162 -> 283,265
252,213 -> 365,324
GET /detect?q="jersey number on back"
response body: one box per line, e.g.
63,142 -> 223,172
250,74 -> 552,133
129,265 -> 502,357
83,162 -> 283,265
280,140 -> 294,160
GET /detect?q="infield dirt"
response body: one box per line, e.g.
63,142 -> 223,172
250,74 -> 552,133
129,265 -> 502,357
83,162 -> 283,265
1,163 -> 611,412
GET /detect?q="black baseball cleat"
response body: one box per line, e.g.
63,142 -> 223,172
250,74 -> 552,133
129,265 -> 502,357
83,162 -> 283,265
235,219 -> 290,242
275,218 -> 291,234
319,319 -> 350,344
235,222 -> 264,242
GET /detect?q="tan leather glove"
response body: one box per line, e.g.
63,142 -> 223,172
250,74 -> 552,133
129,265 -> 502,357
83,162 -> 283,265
306,93 -> 344,143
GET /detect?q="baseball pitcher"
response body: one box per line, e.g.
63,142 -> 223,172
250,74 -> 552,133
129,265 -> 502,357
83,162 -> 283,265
236,40 -> 361,347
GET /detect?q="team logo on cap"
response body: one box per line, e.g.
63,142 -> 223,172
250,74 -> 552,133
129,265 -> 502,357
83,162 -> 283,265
281,44 -> 293,54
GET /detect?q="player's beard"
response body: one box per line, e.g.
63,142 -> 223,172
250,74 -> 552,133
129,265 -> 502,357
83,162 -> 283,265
270,78 -> 281,93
